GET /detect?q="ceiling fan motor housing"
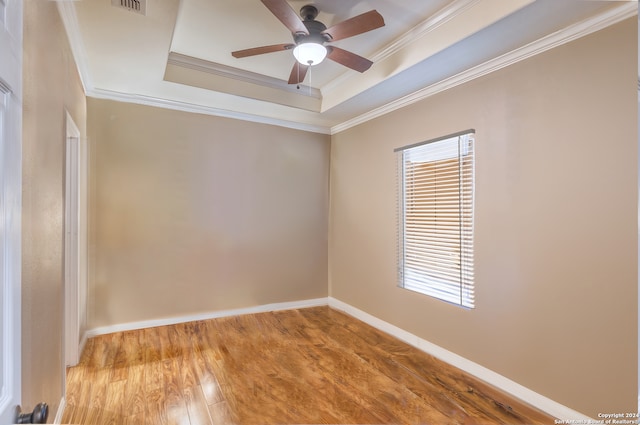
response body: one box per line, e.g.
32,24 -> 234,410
294,19 -> 329,45
294,6 -> 330,45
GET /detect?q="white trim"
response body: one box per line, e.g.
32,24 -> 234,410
327,297 -> 593,421
64,111 -> 81,368
83,295 -> 595,420
331,1 -> 637,134
53,397 -> 65,425
87,88 -> 331,135
56,0 -> 635,135
167,52 -> 321,99
93,1 -> 636,136
79,332 -> 87,360
377,0 -> 481,62
0,0 -> 22,418
85,298 -> 329,337
323,0 -> 481,95
56,1 -> 92,92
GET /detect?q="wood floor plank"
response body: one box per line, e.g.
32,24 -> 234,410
162,356 -> 192,425
144,327 -> 164,393
63,306 -> 555,425
274,309 -> 448,424
183,385 -> 213,425
122,363 -> 146,417
255,311 -> 387,424
100,380 -> 126,424
192,344 -> 225,405
308,306 -> 551,424
162,358 -> 183,407
295,307 -> 490,424
122,412 -> 146,425
207,401 -> 235,425
64,365 -> 84,408
86,369 -> 110,414
68,373 -> 93,424
78,337 -> 96,366
206,317 -> 298,424
60,405 -> 75,424
319,307 -> 523,423
123,329 -> 146,365
144,388 -> 167,425
110,333 -> 127,382
166,323 -> 186,360
158,324 -> 181,360
144,326 -> 163,364
87,334 -> 108,369
179,352 -> 199,392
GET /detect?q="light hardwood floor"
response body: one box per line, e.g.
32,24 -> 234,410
62,306 -> 554,424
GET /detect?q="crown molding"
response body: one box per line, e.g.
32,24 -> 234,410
331,1 -> 638,134
167,52 -> 321,99
87,87 -> 332,134
56,1 -> 93,92
375,0 -> 482,61
57,0 -> 636,136
322,0 -> 481,96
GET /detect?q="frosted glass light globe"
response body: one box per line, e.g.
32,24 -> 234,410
293,43 -> 327,66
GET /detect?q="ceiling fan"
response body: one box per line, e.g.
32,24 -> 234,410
231,0 -> 385,85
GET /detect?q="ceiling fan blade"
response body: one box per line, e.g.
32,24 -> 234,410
232,43 -> 295,58
261,0 -> 309,35
326,46 -> 373,73
288,61 -> 309,84
322,10 -> 385,42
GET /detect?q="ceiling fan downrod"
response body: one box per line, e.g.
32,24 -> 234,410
299,4 -> 318,21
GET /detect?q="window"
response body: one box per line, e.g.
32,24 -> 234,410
396,130 -> 475,308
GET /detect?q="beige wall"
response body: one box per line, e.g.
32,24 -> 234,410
20,3 -> 635,419
22,0 -> 87,418
329,18 -> 637,417
87,99 -> 330,328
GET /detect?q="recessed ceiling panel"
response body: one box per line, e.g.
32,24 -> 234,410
68,0 -> 635,132
169,0 -> 452,86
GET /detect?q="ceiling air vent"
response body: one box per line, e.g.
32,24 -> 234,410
111,0 -> 146,16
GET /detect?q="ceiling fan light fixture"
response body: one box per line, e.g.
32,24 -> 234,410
293,42 -> 327,66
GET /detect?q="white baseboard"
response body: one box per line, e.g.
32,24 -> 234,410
327,296 -> 592,421
82,295 -> 591,420
85,297 -> 329,337
53,397 -> 65,424
79,331 -> 88,359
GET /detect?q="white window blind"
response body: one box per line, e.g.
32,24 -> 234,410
396,130 -> 475,308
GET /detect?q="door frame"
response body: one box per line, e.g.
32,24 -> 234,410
63,111 -> 84,367
0,0 -> 22,423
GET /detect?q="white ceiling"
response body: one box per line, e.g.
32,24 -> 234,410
59,0 -> 636,134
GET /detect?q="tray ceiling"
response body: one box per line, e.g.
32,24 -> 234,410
60,0 -> 636,133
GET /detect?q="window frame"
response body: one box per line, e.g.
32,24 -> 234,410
396,129 -> 475,309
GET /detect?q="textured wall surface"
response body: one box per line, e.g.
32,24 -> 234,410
22,0 -> 87,416
329,19 -> 637,417
19,3 -> 637,420
88,99 -> 330,328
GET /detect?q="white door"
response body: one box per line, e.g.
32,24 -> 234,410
0,0 -> 22,423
